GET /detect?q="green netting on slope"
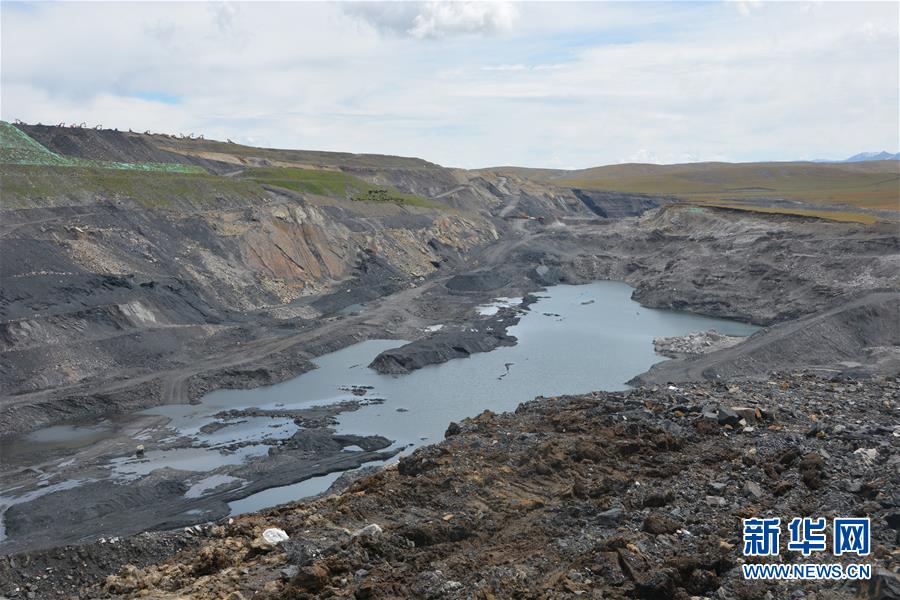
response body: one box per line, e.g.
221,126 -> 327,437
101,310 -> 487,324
0,121 -> 71,166
0,122 -> 205,174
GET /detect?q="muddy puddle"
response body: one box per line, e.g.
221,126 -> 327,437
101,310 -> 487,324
0,282 -> 758,546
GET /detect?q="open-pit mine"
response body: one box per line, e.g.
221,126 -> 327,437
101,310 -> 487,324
0,122 -> 897,599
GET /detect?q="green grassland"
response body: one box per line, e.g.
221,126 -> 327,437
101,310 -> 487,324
523,161 -> 899,211
0,124 -> 440,210
1,164 -> 267,209
690,201 -> 879,225
243,166 -> 441,208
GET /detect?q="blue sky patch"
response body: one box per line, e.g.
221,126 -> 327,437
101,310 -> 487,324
131,91 -> 182,105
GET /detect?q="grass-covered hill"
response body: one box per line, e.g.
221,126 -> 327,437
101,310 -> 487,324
1,122 -> 437,209
487,160 -> 900,211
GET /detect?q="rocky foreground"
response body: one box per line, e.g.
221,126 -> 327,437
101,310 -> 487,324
21,373 -> 885,600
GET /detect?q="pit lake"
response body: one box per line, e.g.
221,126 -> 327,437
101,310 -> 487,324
1,281 -> 759,524
210,281 -> 757,448
162,281 -> 756,512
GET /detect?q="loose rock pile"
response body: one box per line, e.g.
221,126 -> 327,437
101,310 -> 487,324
653,330 -> 746,358
88,372 -> 898,600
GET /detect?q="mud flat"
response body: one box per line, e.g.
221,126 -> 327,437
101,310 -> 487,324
0,400 -> 398,555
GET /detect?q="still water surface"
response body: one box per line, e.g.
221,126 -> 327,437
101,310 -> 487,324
4,282 -> 759,517
209,282 -> 757,512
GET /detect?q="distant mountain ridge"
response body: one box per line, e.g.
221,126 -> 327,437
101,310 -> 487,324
813,151 -> 900,163
842,151 -> 900,162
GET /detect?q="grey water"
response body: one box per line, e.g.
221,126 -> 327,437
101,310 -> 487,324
205,282 -> 756,452
227,457 -> 386,516
204,281 -> 757,510
228,473 -> 346,516
3,282 -> 758,519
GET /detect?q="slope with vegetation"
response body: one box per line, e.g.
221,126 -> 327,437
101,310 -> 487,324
243,166 -> 440,207
487,160 -> 900,218
4,122 -> 440,210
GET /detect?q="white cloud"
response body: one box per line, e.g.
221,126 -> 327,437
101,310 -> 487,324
482,64 -> 527,71
732,0 -> 763,18
345,1 -> 518,39
1,1 -> 897,168
482,63 -> 566,72
407,1 -> 518,39
209,1 -> 238,33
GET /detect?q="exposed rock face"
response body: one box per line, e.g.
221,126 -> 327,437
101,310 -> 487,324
571,188 -> 671,218
504,204 -> 900,326
445,270 -> 510,292
368,329 -> 516,374
634,291 -> 900,384
0,179 -> 498,400
3,159 -> 898,434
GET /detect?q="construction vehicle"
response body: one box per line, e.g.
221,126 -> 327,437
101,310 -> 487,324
503,213 -> 545,224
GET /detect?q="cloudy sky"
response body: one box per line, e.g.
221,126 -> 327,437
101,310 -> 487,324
2,1 -> 897,168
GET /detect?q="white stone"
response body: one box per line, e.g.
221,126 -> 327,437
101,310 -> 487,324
352,523 -> 383,538
262,528 -> 290,544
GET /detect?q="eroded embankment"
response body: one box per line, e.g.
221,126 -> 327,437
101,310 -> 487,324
6,372 -> 892,600
633,291 -> 900,385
